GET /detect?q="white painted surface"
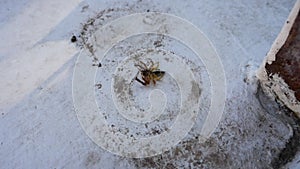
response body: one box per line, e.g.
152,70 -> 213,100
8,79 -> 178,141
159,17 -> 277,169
0,0 -> 298,168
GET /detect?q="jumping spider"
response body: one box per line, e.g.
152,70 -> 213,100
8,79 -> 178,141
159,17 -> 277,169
134,59 -> 165,86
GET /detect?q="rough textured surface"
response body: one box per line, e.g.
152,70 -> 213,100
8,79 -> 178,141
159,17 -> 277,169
0,0 -> 299,169
266,12 -> 300,101
259,6 -> 300,168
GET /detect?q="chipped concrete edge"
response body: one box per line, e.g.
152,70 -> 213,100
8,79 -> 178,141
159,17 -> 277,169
257,0 -> 300,116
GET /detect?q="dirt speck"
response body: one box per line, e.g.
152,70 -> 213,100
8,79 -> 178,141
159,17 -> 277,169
81,5 -> 89,13
92,62 -> 102,67
153,40 -> 163,47
95,83 -> 102,89
71,35 -> 77,42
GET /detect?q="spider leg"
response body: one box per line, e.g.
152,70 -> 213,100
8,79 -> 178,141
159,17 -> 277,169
139,61 -> 147,69
147,58 -> 154,68
134,64 -> 144,71
134,60 -> 147,70
142,76 -> 150,85
156,75 -> 164,80
135,76 -> 147,86
151,62 -> 159,71
152,79 -> 156,85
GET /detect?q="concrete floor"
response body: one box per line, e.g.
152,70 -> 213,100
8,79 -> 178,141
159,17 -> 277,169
0,0 -> 299,168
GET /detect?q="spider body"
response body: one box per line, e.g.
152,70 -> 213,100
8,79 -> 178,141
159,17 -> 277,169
134,59 -> 165,86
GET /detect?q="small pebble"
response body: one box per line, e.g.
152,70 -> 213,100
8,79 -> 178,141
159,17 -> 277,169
71,35 -> 77,42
